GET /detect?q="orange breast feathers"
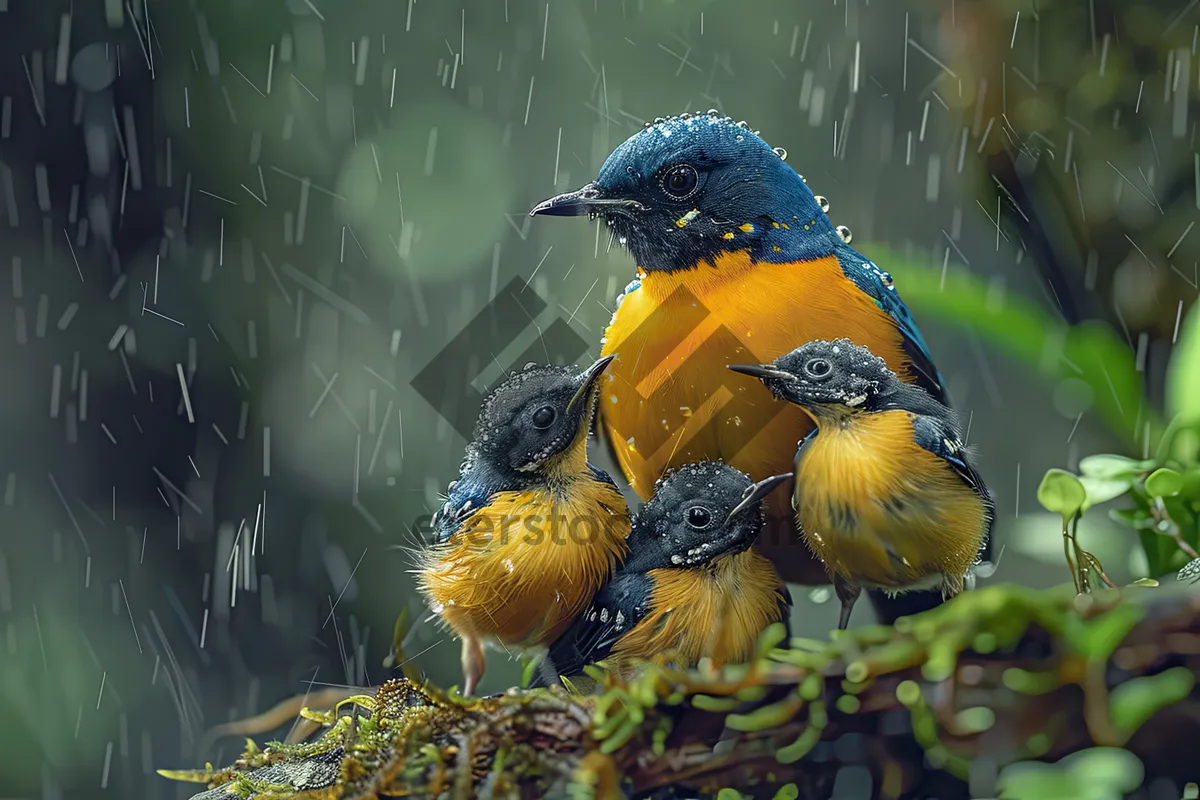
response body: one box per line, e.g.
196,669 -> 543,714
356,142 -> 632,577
609,548 -> 786,672
418,479 -> 631,649
597,250 -> 912,507
793,410 -> 989,591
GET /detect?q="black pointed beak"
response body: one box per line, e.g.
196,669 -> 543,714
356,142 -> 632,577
566,354 -> 616,414
529,184 -> 646,217
726,363 -> 793,383
725,473 -> 793,525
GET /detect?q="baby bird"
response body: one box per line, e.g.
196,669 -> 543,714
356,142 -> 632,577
418,356 -> 631,696
532,461 -> 791,689
728,339 -> 993,630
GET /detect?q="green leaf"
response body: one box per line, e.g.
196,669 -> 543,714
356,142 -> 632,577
1109,507 -> 1150,529
1079,455 -> 1150,479
1182,468 -> 1200,500
1108,668 -> 1195,739
1078,475 -> 1133,511
1144,468 -> 1183,498
1064,602 -> 1141,661
1062,747 -> 1144,792
872,245 -> 1154,445
1153,415 -> 1200,464
1138,528 -> 1178,577
1167,301 -> 1200,427
157,768 -> 218,784
1000,748 -> 1143,799
520,655 -> 538,689
1037,469 -> 1086,520
771,786 -> 800,800
997,762 -> 1083,800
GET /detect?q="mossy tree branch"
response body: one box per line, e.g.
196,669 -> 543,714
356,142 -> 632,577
161,583 -> 1200,800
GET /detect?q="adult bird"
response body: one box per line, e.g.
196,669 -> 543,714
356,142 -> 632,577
532,461 -> 789,689
417,356 -> 631,695
727,339 -> 993,629
530,110 -> 973,623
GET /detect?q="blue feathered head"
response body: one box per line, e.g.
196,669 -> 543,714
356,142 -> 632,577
531,111 -> 840,271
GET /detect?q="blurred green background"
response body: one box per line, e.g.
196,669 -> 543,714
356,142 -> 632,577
0,0 -> 1196,797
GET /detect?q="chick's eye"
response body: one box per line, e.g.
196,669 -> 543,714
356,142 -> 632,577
685,505 -> 712,529
531,405 -> 557,429
804,358 -> 832,379
662,165 -> 699,198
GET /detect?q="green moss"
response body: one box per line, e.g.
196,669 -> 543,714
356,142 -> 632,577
835,694 -> 861,715
158,583 -> 1181,800
724,692 -> 804,732
1061,601 -> 1142,660
1108,667 -> 1195,740
1002,667 -> 1062,695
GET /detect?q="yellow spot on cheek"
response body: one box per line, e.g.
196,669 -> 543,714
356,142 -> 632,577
772,222 -> 779,228
773,245 -> 781,252
738,223 -> 755,233
781,222 -> 790,229
675,209 -> 700,228
722,232 -> 735,240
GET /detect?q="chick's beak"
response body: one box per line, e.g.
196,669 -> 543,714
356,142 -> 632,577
528,183 -> 646,217
566,354 -> 616,415
726,363 -> 794,383
725,473 -> 793,525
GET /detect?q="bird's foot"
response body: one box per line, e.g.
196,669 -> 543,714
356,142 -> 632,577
833,575 -> 862,631
460,635 -> 486,697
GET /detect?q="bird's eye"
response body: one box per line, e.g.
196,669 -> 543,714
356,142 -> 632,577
531,405 -> 557,429
662,165 -> 699,199
685,505 -> 712,529
803,358 -> 833,380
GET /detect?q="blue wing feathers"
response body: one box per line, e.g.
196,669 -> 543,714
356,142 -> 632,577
433,459 -> 616,547
429,458 -> 508,546
833,241 -> 947,403
910,415 -> 995,543
532,571 -> 653,687
588,462 -> 618,488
